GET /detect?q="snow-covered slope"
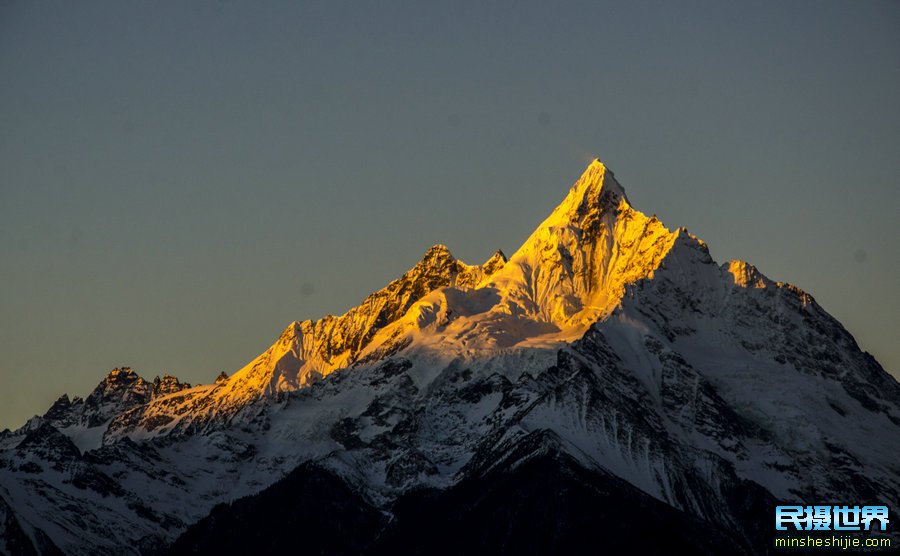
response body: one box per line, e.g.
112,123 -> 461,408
1,159 -> 898,555
99,245 -> 510,443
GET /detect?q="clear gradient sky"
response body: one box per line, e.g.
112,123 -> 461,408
1,1 -> 898,430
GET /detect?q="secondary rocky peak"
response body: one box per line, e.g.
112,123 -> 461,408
151,374 -> 191,397
91,368 -> 147,400
409,245 -> 454,276
43,395 -> 72,421
104,367 -> 140,383
412,244 -> 462,279
89,368 -> 186,405
481,249 -> 507,276
39,367 -> 158,430
423,243 -> 453,258
725,260 -> 772,289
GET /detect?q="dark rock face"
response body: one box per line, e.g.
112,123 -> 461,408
377,454 -> 758,556
0,494 -> 59,556
15,422 -> 82,465
169,446 -> 766,556
42,395 -> 72,422
167,463 -> 386,556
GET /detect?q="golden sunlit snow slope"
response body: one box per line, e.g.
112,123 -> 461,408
107,160 -> 720,440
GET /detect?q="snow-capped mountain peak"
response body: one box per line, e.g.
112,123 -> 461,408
4,158 -> 898,555
105,160 -> 708,437
543,158 -> 629,223
482,159 -> 676,331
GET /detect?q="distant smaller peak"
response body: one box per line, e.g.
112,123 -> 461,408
482,249 -> 507,264
424,244 -> 453,256
481,249 -> 508,276
417,244 -> 456,268
106,367 -> 139,381
90,367 -> 146,401
151,374 -> 190,397
279,321 -> 304,340
44,394 -> 72,421
674,227 -> 706,246
725,260 -> 770,289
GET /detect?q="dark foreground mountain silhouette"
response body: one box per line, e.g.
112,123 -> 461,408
1,160 -> 898,555
169,446 -> 764,556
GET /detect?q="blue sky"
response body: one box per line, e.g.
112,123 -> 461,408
1,0 -> 898,429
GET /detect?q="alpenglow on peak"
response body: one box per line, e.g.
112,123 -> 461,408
545,158 -> 630,224
481,158 -> 676,329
